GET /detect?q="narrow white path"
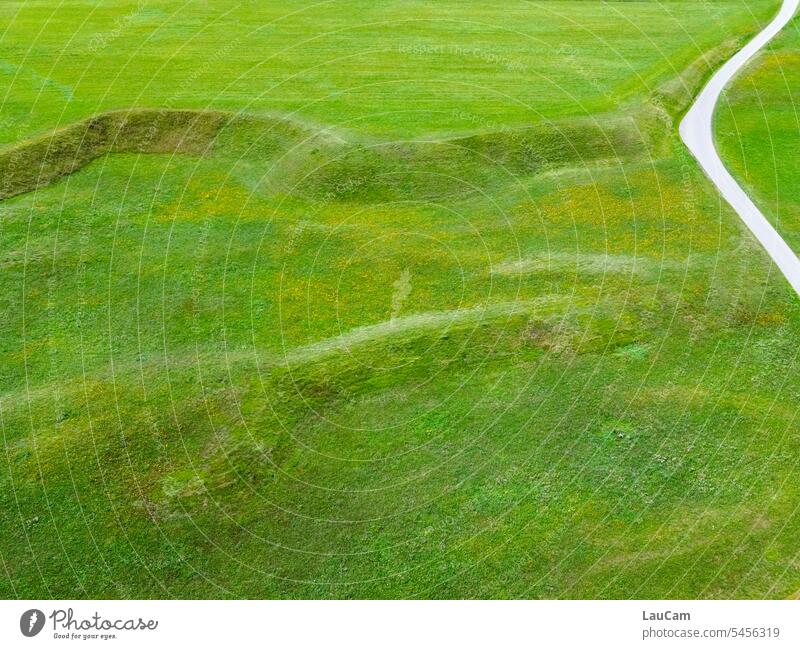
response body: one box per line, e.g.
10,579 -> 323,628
680,0 -> 800,296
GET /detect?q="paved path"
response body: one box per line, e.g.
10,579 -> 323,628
680,0 -> 800,296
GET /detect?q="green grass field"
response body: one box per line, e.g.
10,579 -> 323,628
4,0 -> 800,599
0,0 -> 781,143
717,13 -> 800,248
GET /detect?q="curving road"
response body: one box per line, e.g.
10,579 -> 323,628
680,0 -> 800,296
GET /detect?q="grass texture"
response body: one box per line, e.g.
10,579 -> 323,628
4,0 -> 800,599
717,13 -> 800,249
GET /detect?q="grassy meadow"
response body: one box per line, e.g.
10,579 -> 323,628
717,13 -> 800,248
3,0 -> 800,599
0,0 -> 782,143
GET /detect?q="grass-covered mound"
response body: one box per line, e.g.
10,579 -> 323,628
1,108 -> 650,201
